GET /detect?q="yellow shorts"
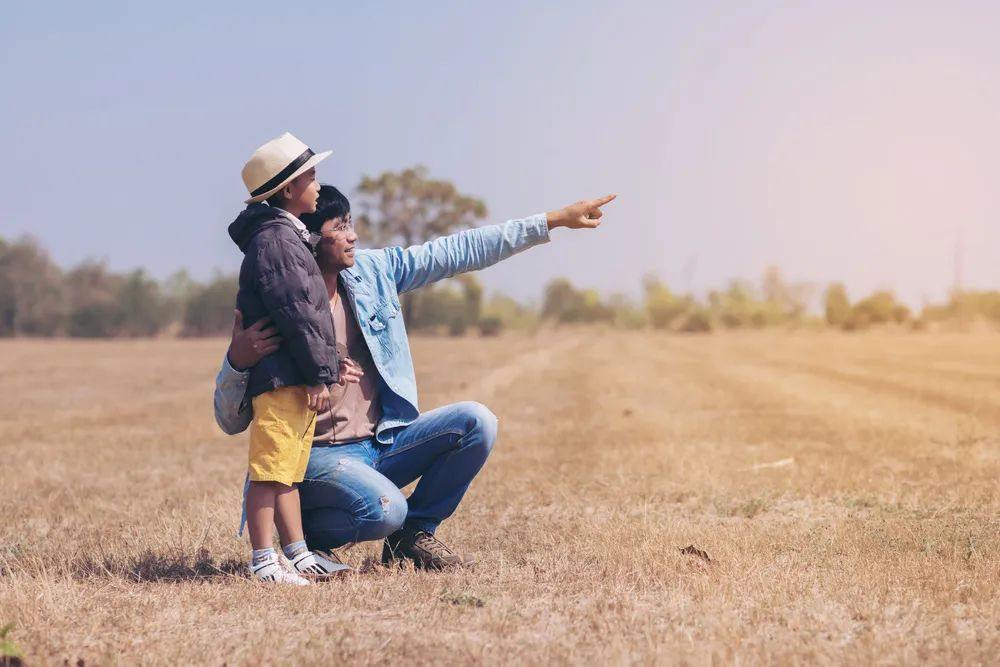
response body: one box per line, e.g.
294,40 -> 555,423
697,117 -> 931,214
248,386 -> 316,486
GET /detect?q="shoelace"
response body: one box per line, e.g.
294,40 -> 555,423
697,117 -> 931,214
412,532 -> 456,559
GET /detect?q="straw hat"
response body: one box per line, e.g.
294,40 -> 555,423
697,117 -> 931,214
241,132 -> 332,204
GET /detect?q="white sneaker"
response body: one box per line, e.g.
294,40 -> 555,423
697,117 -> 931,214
288,550 -> 353,578
249,553 -> 311,585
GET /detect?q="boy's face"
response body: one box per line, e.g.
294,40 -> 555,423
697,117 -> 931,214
282,168 -> 321,214
316,214 -> 358,271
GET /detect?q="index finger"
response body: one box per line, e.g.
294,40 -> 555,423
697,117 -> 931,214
587,194 -> 617,208
256,325 -> 280,340
248,316 -> 274,332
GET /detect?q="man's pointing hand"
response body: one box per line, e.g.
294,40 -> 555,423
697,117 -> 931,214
546,194 -> 617,230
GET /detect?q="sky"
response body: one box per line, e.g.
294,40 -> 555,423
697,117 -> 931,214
2,0 -> 1000,308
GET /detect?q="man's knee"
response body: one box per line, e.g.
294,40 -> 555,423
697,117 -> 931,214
363,488 -> 407,539
456,400 -> 498,452
301,480 -> 408,548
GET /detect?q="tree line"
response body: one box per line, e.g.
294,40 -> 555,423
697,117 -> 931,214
2,166 -> 996,337
5,231 -> 996,338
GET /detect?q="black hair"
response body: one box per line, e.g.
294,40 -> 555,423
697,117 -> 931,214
299,184 -> 351,234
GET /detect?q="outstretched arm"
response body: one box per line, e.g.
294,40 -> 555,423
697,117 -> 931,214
385,194 -> 616,294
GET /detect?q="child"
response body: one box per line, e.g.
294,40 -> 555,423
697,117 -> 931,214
228,132 -> 349,584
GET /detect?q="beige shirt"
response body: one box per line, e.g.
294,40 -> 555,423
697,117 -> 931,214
312,285 -> 381,444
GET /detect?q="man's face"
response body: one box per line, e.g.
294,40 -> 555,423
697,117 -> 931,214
316,214 -> 358,271
283,168 -> 320,214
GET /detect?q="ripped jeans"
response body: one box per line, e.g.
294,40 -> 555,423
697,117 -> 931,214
297,401 -> 498,550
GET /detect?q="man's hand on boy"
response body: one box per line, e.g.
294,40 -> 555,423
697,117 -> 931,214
337,358 -> 364,386
228,310 -> 283,371
306,384 -> 332,412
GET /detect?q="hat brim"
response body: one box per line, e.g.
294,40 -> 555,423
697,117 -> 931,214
244,150 -> 332,204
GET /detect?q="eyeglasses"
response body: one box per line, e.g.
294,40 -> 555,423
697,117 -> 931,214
321,215 -> 354,237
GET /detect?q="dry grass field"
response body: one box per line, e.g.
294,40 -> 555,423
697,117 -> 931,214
1,331 -> 998,665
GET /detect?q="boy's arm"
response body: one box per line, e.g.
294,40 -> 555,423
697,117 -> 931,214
384,214 -> 550,294
256,235 -> 339,385
382,195 -> 617,294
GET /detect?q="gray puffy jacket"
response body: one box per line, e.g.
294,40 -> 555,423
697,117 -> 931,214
228,204 -> 339,398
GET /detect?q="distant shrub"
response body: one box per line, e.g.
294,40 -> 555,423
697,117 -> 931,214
478,316 -> 503,337
843,311 -> 870,332
679,309 -> 713,333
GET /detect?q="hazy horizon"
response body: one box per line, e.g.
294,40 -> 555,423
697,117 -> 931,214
2,1 -> 999,308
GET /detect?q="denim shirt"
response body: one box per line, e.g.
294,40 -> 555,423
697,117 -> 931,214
214,213 -> 550,444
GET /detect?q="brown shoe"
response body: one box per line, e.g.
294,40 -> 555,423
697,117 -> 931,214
381,528 -> 475,570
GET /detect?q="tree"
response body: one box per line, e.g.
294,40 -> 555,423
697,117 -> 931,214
760,265 -> 813,322
540,278 -> 613,324
183,274 -> 238,336
355,167 -> 488,325
481,292 -> 539,332
65,260 -> 123,337
824,283 -> 851,328
160,269 -> 198,327
708,280 -> 758,328
0,236 -> 66,336
542,278 -> 585,322
853,290 -> 898,325
607,293 -> 648,330
403,274 -> 484,336
643,275 -> 690,330
117,269 -> 170,337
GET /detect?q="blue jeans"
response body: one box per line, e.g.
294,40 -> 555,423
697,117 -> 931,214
298,401 -> 498,549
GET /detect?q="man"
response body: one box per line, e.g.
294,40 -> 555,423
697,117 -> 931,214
216,184 -> 615,569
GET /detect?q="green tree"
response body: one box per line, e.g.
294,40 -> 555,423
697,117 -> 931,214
481,292 -> 539,332
542,278 -> 585,322
823,283 -> 851,328
355,167 -> 488,325
404,275 -> 484,336
458,274 -> 483,332
708,280 -> 758,328
853,290 -> 898,325
643,275 -> 690,330
761,265 -> 812,321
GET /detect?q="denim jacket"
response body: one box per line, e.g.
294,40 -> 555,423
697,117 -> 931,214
214,213 -> 550,443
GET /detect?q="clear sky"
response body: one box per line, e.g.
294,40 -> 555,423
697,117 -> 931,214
2,1 -> 999,307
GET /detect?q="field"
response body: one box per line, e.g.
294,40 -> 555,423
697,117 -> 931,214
1,331 -> 998,665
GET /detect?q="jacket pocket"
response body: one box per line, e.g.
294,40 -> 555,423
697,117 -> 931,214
366,300 -> 399,333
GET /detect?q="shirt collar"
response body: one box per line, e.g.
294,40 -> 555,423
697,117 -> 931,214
273,207 -> 310,244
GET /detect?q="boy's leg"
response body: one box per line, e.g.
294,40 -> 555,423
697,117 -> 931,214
245,481 -> 279,550
277,482 -> 354,577
248,386 -> 313,550
274,484 -> 305,547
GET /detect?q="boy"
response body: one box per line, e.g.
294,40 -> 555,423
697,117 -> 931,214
228,132 -> 349,584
